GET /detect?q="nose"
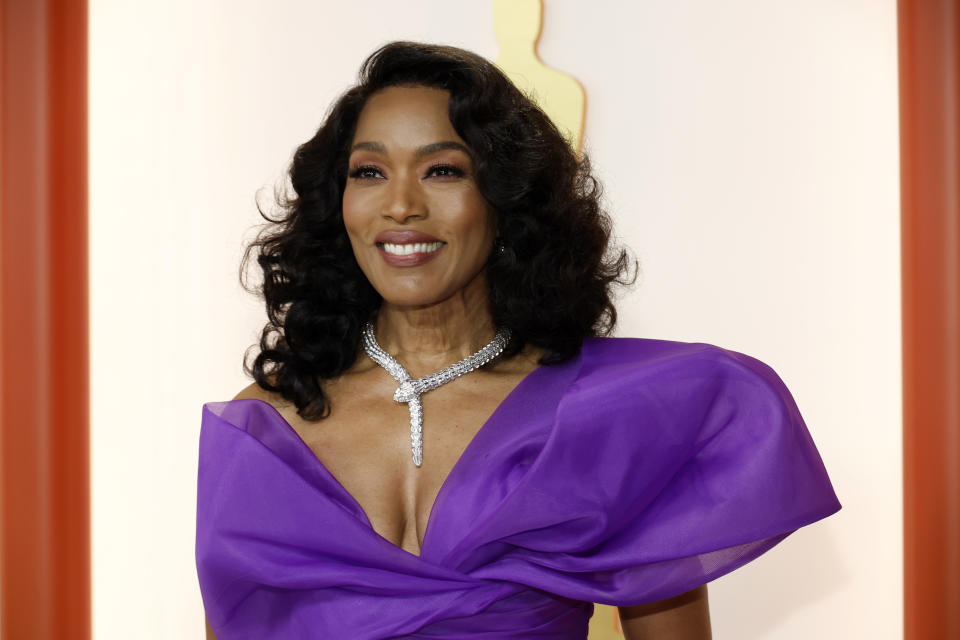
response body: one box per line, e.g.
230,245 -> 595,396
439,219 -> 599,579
382,172 -> 426,223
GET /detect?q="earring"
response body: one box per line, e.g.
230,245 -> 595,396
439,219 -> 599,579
495,237 -> 505,254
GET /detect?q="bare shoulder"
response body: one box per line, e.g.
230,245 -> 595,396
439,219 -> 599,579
232,381 -> 272,402
231,377 -> 291,411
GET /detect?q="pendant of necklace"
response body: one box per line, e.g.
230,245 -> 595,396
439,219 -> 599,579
361,321 -> 512,467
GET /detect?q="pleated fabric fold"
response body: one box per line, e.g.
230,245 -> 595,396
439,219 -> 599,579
196,337 -> 841,639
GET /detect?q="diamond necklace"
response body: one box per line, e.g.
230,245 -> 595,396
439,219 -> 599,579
361,321 -> 512,467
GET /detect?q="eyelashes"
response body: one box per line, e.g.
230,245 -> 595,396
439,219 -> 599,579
424,162 -> 466,178
347,162 -> 467,180
348,165 -> 383,180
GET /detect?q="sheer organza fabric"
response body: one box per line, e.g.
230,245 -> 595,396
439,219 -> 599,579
196,337 -> 841,639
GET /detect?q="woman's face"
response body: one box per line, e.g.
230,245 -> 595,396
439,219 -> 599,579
342,85 -> 496,308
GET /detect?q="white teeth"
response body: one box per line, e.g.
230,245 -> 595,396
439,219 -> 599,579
381,241 -> 445,256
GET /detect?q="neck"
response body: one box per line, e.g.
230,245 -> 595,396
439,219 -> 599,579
370,271 -> 499,376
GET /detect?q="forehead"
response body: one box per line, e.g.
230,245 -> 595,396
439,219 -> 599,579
351,86 -> 462,146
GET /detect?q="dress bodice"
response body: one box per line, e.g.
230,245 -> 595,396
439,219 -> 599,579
196,336 -> 841,639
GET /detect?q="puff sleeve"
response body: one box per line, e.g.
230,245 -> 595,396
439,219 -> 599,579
453,338 -> 842,606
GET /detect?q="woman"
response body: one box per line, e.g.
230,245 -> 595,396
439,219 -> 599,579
196,41 -> 841,639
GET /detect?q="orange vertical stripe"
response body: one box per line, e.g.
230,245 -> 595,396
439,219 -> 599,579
0,0 -> 90,638
899,1 -> 960,638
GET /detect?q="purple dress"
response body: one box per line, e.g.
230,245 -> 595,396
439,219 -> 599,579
196,337 -> 841,639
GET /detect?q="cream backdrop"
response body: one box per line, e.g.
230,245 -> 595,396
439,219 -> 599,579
90,1 -> 900,637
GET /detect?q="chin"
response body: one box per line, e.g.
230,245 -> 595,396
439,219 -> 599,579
365,266 -> 485,309
376,284 -> 451,308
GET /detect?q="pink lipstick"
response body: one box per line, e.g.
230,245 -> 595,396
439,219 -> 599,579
374,230 -> 446,267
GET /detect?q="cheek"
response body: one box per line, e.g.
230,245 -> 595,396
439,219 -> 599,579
445,195 -> 494,248
341,190 -> 367,237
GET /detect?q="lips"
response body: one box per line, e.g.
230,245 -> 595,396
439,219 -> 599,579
374,230 -> 442,244
373,229 -> 446,267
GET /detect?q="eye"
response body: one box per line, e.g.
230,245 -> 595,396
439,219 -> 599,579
348,165 -> 384,180
425,163 -> 466,179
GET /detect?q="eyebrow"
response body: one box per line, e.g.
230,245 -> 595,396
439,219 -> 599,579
349,140 -> 473,160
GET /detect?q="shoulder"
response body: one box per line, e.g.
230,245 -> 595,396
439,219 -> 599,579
579,335 -> 754,370
230,378 -> 293,412
585,335 -> 779,372
232,381 -> 272,402
577,336 -> 791,401
203,379 -> 301,436
561,337 -> 809,462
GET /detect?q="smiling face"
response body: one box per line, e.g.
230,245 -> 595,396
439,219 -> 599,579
342,85 -> 497,308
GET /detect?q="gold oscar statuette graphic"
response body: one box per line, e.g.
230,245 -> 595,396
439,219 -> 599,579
493,0 -> 586,154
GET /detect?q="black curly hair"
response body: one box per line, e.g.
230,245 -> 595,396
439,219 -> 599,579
241,41 -> 636,420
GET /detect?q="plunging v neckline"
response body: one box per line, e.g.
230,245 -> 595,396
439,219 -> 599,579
242,362 -> 549,561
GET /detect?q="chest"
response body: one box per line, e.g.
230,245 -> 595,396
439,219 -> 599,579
276,370 -> 530,557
